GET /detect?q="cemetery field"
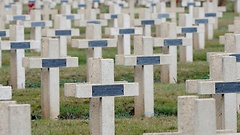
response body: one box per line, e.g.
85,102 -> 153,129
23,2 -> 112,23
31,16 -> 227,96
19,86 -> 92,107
0,6 -> 239,135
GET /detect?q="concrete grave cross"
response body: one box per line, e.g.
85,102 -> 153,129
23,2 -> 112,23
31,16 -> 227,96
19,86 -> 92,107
42,17 -> 80,57
0,29 -> 9,67
166,0 -> 185,22
105,14 -> 143,55
203,2 -> 223,39
72,0 -> 87,9
100,3 -> 122,27
181,0 -> 201,15
60,3 -> 83,29
177,13 -> 205,62
20,10 -> 52,52
23,38 -> 78,119
186,55 -> 239,133
192,7 -> 215,48
122,0 -> 145,26
144,96 -> 218,135
1,25 -> 40,89
153,22 -> 191,83
115,36 -> 171,117
41,1 -> 58,20
71,24 -> 117,81
74,0 -> 106,26
64,58 -> 138,135
134,8 -> 162,36
228,19 -> 240,34
0,83 -> 31,135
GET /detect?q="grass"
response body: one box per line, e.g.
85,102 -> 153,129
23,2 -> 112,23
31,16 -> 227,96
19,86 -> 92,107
1,2 -> 239,135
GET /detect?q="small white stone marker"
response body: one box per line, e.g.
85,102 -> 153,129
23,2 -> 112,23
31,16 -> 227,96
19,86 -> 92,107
42,20 -> 80,57
0,84 -> 31,135
166,0 -> 185,22
144,96 -> 217,135
41,1 -> 58,20
65,58 -> 139,135
203,2 -> 223,39
23,38 -> 78,119
186,55 -> 239,133
105,14 -> 143,55
1,25 -> 40,89
134,8 -> 162,36
153,22 -> 191,83
72,24 -> 117,81
116,36 -> 171,117
192,7 -> 215,49
100,3 -> 122,27
181,0 -> 201,16
75,0 -> 107,26
234,0 -> 240,13
177,13 -> 205,62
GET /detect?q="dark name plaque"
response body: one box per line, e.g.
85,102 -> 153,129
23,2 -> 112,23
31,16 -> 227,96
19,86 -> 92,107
119,29 -> 135,34
11,42 -> 30,49
182,27 -> 197,33
92,85 -> 124,97
42,59 -> 67,68
137,56 -> 160,65
215,82 -> 240,93
55,30 -> 72,36
89,40 -> 108,47
164,39 -> 183,46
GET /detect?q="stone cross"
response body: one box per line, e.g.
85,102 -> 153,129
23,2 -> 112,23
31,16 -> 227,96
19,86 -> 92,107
105,14 -> 143,55
0,84 -> 31,135
187,55 -> 239,133
122,0 -> 144,26
100,3 -> 122,27
228,19 -> 240,33
153,22 -> 191,83
177,13 -> 204,62
181,0 -> 201,15
134,8 -> 162,36
1,25 -> 40,89
115,36 -> 171,117
41,19 -> 80,57
71,24 -> 117,81
144,96 -> 217,135
41,1 -> 58,20
23,38 -> 78,119
72,0 -> 86,9
74,1 -> 107,27
192,7 -> 215,49
20,10 -> 52,52
166,0 -> 185,22
65,58 -> 138,135
0,29 -> 9,67
203,2 -> 223,39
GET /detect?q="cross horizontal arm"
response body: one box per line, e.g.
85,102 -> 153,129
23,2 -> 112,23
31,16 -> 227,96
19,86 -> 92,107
0,86 -> 12,100
72,39 -> 117,48
151,13 -> 176,19
205,13 -> 223,18
134,19 -> 162,26
42,29 -> 80,37
105,27 -> 143,35
23,57 -> 78,68
176,26 -> 204,34
187,80 -> 240,94
193,18 -> 215,24
6,15 -> 30,21
64,82 -> 139,98
181,2 -> 201,7
75,20 -> 108,26
63,14 -> 83,20
20,21 -> 52,28
1,41 -> 41,50
153,38 -> 191,47
100,14 -> 119,20
115,54 -> 171,66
